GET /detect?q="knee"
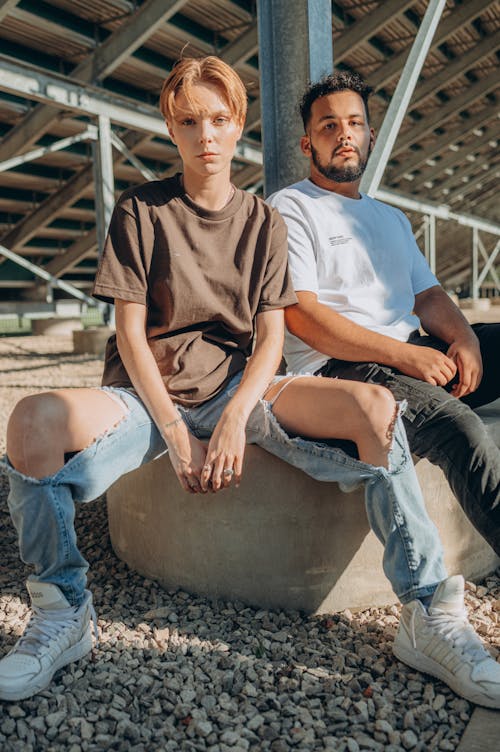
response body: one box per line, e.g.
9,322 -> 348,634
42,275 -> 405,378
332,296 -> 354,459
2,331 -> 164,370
357,384 -> 397,437
6,393 -> 63,468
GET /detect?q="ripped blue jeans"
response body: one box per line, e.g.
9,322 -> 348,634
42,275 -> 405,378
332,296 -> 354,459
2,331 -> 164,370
1,371 -> 446,607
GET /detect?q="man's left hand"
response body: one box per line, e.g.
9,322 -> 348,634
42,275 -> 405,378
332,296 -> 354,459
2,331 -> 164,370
446,333 -> 483,398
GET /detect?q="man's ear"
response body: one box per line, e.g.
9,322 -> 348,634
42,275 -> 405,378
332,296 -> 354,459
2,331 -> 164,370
369,128 -> 376,149
300,134 -> 311,157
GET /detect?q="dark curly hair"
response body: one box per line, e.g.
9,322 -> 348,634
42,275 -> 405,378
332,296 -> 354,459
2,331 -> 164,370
300,70 -> 373,130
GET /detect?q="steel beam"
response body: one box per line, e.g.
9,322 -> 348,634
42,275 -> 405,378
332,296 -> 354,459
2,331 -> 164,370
334,0 -> 415,62
0,164 -> 95,251
360,0 -> 446,196
375,187 -> 500,236
76,0 -> 186,82
0,127 -> 97,173
0,56 -> 167,137
366,0 -> 494,91
44,229 -> 98,279
0,130 -> 147,258
0,0 -> 21,23
0,0 -> 186,161
410,30 -> 500,113
110,133 -> 158,182
393,69 -> 498,156
448,169 -> 500,204
410,125 -> 500,190
221,22 -> 259,67
431,159 -> 493,199
0,243 -> 97,305
388,109 -> 498,180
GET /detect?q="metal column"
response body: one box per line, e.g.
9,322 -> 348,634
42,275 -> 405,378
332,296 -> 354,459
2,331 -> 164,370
92,114 -> 115,324
257,0 -> 333,196
360,0 -> 446,196
92,114 -> 115,257
472,227 -> 479,300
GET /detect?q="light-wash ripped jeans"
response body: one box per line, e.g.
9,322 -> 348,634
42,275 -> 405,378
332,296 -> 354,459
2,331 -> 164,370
1,371 -> 446,608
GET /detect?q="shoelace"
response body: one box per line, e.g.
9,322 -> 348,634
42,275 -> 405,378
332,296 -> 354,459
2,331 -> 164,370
15,599 -> 98,656
410,605 -> 489,663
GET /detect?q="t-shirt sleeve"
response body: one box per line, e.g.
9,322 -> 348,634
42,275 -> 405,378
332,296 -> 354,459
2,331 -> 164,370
268,192 -> 318,295
92,196 -> 149,305
257,208 -> 298,313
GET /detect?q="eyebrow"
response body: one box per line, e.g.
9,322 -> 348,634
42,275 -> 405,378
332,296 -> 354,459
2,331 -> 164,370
175,108 -> 232,120
317,112 -> 365,122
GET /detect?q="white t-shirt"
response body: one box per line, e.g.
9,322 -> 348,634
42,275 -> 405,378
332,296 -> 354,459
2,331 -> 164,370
268,178 -> 439,374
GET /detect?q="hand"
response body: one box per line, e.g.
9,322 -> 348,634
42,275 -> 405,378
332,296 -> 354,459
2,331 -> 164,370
398,343 -> 457,386
447,333 -> 483,398
201,412 -> 246,493
163,422 -> 207,494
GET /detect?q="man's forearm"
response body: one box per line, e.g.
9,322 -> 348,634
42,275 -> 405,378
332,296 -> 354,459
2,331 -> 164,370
414,286 -> 475,345
286,299 -> 410,367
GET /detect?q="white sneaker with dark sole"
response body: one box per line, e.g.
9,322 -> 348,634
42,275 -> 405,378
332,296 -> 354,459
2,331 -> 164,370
393,575 -> 500,709
0,581 -> 96,702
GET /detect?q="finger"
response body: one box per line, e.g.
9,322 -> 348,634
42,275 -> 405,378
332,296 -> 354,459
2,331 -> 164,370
234,454 -> 243,488
179,474 -> 195,494
200,462 -> 213,492
185,470 -> 202,494
222,461 -> 235,487
211,454 -> 226,492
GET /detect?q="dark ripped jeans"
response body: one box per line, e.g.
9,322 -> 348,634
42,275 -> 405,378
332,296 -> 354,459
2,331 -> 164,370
318,323 -> 500,555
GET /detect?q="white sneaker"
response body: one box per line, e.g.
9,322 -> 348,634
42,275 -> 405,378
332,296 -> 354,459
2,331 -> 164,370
0,581 -> 96,701
393,575 -> 500,709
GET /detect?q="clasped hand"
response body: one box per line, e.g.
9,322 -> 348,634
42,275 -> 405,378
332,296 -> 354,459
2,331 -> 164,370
163,414 -> 246,494
402,334 -> 482,398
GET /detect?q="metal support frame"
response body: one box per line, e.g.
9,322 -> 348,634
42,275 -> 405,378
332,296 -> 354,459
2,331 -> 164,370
0,243 -> 97,306
423,215 -> 437,275
0,127 -> 97,173
360,0 -> 446,196
473,232 -> 500,297
92,115 -> 115,258
257,0 -> 333,196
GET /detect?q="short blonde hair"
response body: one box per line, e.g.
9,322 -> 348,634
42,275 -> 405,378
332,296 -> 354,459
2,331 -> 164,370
160,56 -> 247,125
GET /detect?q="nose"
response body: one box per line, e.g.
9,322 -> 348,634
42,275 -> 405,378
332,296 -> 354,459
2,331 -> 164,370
199,119 -> 214,144
337,126 -> 352,143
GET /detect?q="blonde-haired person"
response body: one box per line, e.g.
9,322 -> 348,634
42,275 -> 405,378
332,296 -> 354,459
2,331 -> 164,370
1,57 -> 449,702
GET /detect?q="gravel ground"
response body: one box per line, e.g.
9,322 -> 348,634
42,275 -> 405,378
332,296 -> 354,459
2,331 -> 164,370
0,335 -> 499,752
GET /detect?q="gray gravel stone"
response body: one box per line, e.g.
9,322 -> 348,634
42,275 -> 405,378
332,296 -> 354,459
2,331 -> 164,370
0,335 -> 496,751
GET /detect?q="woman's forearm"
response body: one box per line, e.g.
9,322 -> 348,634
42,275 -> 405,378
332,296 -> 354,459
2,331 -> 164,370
114,301 -> 180,434
221,309 -> 284,424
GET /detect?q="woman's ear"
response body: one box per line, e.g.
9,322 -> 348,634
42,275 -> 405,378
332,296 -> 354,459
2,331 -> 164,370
166,121 -> 176,145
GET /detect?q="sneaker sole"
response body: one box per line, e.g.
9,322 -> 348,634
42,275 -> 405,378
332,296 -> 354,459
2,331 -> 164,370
393,640 -> 500,710
0,625 -> 93,702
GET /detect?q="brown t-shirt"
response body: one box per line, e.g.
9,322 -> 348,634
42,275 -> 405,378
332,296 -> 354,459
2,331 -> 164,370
93,175 -> 297,406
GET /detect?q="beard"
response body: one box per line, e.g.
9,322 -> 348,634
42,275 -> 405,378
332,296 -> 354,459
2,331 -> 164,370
310,141 -> 370,183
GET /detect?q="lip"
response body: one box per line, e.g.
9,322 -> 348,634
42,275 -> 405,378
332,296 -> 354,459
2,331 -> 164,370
198,152 -> 218,159
335,147 -> 356,157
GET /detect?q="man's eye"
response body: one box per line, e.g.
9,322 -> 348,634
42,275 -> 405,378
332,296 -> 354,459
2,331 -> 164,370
214,117 -> 229,125
181,118 -> 195,126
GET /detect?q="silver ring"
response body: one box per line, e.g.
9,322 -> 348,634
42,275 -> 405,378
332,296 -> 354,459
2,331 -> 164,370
203,464 -> 212,472
223,468 -> 234,478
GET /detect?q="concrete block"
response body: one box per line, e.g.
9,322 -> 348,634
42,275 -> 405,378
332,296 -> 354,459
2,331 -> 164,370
107,403 -> 500,614
31,317 -> 83,336
73,327 -> 113,356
